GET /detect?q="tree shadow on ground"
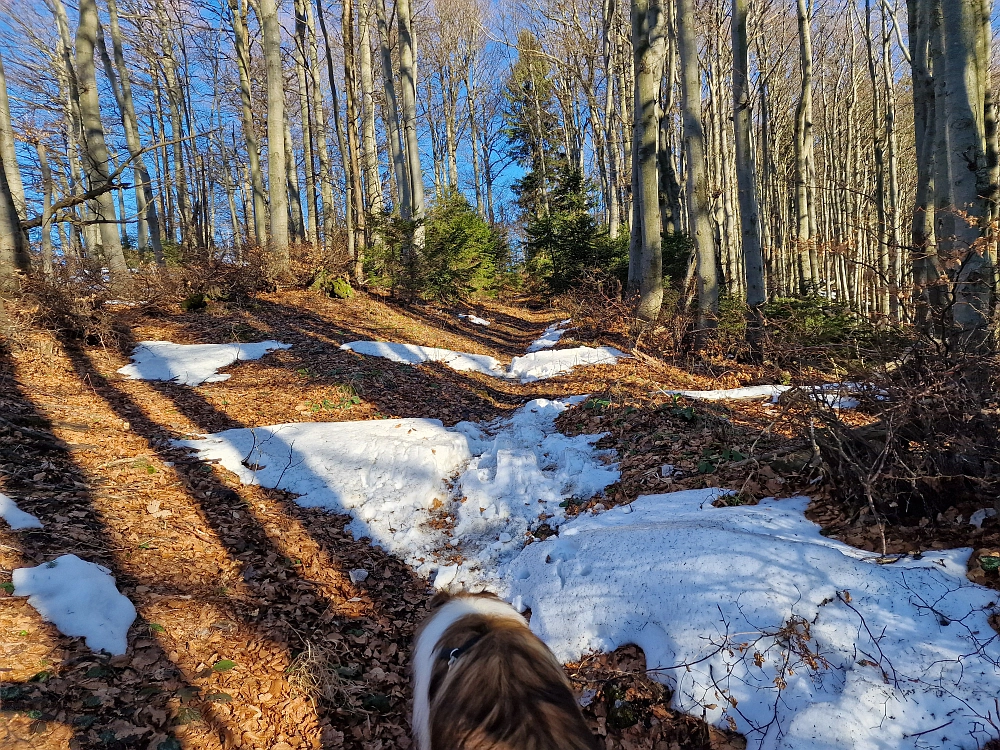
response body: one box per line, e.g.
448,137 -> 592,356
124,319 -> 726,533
0,344 -> 194,750
53,335 -> 431,749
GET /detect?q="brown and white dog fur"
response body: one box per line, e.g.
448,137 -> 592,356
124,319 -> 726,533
412,592 -> 599,750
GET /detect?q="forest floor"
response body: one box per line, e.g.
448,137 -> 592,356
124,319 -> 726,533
1,288 -> 999,750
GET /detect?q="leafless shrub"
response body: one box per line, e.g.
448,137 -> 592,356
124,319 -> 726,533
556,273 -> 690,356
0,274 -> 133,352
783,344 -> 1000,536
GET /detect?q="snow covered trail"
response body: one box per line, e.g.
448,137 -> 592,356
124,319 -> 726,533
174,393 -> 1000,749
505,489 -> 1000,750
341,316 -> 628,383
527,319 -> 572,352
339,341 -> 506,377
118,340 -> 291,386
175,397 -> 618,586
507,346 -> 627,383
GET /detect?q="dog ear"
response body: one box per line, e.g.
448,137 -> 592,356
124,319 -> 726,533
428,591 -> 453,610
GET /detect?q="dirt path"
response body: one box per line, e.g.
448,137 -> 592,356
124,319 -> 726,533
2,291 -> 739,750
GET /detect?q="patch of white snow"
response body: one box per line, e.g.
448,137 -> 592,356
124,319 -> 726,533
118,341 -> 291,386
970,508 -> 997,528
340,341 -> 504,377
13,554 -> 136,655
458,314 -> 491,326
507,346 -> 628,383
505,489 -> 1000,750
0,492 -> 43,530
174,398 -> 617,586
527,321 -> 572,352
665,385 -> 792,401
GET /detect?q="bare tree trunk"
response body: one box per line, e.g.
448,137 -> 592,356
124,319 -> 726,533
259,0 -> 291,269
343,0 -> 367,282
466,71 -> 484,217
52,0 -> 100,260
733,0 -> 765,358
316,0 -> 356,268
359,0 -> 384,217
677,0 -> 717,333
283,109 -> 305,241
0,152 -> 28,287
941,0 -> 991,333
398,0 -> 426,257
602,0 -> 621,239
0,52 -> 27,285
0,52 -> 25,222
629,0 -> 664,321
374,0 -> 410,218
229,0 -> 268,246
794,0 -> 818,293
76,0 -> 128,279
305,0 -> 335,250
104,0 -> 163,263
294,0 -> 319,247
155,1 -> 191,249
37,142 -> 54,276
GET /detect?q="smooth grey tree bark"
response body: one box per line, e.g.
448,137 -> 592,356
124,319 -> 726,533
305,0 -> 335,248
374,0 -> 411,219
76,0 -> 128,279
283,109 -> 305,241
677,0 -> 717,334
258,0 -> 291,269
154,0 -> 191,247
794,0 -> 818,293
629,0 -> 665,321
229,0 -> 268,246
37,141 -> 54,276
941,0 -> 991,333
732,0 -> 765,357
398,0 -> 427,252
0,52 -> 25,222
104,0 -> 163,263
343,0 -> 367,281
293,0 -> 319,247
0,152 -> 28,287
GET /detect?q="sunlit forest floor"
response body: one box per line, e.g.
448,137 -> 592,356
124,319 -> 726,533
2,287 -> 998,749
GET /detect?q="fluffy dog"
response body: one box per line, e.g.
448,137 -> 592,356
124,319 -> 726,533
412,592 -> 599,750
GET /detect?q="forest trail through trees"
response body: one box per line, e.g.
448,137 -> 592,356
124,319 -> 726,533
4,290 -> 1000,750
1,291 -> 752,750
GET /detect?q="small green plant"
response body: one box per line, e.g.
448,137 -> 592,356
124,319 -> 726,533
697,446 -> 746,474
308,386 -> 362,412
180,293 -> 207,312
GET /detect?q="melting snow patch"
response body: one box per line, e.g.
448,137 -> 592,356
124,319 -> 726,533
507,346 -> 628,383
0,492 -> 42,529
665,385 -> 791,401
667,382 -> 874,409
340,341 -> 504,377
970,508 -> 997,528
174,398 -> 617,587
118,341 -> 291,386
342,340 -> 627,382
527,319 -> 573,352
13,555 -> 136,655
458,313 -> 491,326
504,489 -> 1000,750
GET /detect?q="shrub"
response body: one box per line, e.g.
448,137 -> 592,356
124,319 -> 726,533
366,191 -> 507,301
524,169 -> 626,294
